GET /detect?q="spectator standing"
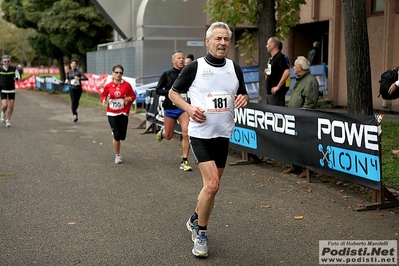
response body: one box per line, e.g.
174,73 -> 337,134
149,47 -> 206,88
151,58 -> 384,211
185,54 -> 194,65
65,59 -> 88,122
156,51 -> 192,171
307,41 -> 321,65
264,37 -> 291,106
284,56 -> 319,177
169,21 -> 249,257
0,55 -> 20,127
278,41 -> 291,89
100,64 -> 136,164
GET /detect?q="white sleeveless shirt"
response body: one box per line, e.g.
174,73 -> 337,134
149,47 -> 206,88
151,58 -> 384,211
188,57 -> 239,138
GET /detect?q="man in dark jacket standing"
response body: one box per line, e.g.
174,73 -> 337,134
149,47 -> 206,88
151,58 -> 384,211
0,55 -> 20,127
307,41 -> 321,65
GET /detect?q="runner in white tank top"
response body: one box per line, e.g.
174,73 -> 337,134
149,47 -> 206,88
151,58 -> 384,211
169,22 -> 249,258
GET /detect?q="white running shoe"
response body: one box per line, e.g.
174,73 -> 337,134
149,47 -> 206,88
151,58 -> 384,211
115,154 -> 123,164
5,120 -> 11,127
186,217 -> 198,242
1,112 -> 5,123
192,230 -> 208,257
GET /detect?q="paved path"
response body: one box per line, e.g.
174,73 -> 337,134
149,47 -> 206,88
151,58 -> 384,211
1,89 -> 398,265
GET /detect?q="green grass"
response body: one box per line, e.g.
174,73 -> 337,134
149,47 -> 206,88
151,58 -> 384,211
380,120 -> 399,189
58,91 -> 103,109
76,91 -> 102,108
22,74 -> 62,80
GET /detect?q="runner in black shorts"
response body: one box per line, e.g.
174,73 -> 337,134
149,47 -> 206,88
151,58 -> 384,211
0,55 -> 20,127
169,22 -> 249,257
100,64 -> 136,164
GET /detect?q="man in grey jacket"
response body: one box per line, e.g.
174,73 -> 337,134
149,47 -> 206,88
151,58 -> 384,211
283,56 -> 319,177
287,56 -> 319,109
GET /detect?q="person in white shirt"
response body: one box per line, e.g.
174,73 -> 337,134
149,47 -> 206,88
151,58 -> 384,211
169,21 -> 249,258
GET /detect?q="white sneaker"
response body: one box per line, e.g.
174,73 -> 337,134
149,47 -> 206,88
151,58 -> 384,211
186,216 -> 198,242
5,120 -> 11,127
192,230 -> 208,257
1,112 -> 5,123
115,154 -> 123,164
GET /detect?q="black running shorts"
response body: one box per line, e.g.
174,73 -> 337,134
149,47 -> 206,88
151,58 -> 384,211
1,92 -> 15,100
108,114 -> 129,141
189,137 -> 230,168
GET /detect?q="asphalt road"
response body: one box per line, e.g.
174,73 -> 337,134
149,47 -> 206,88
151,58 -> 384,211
1,89 -> 398,266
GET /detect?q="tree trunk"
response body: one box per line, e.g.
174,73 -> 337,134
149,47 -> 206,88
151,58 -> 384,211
342,0 -> 373,115
79,56 -> 87,73
58,56 -> 66,82
257,0 -> 276,104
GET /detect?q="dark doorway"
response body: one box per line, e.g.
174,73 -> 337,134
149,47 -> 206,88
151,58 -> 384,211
291,21 -> 329,65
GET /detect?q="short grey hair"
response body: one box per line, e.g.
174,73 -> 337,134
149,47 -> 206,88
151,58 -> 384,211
206,22 -> 232,39
296,56 -> 310,70
313,41 -> 320,48
172,51 -> 183,59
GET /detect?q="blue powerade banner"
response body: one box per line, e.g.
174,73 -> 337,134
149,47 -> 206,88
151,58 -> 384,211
230,102 -> 381,190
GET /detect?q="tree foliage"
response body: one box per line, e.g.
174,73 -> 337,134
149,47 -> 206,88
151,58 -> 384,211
36,0 -> 112,56
205,0 -> 305,103
1,0 -> 113,77
0,15 -> 36,64
204,0 -> 305,64
342,0 -> 373,115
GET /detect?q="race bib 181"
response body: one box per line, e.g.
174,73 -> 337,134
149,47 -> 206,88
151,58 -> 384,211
205,91 -> 231,113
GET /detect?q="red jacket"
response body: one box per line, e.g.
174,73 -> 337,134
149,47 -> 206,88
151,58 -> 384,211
100,80 -> 136,116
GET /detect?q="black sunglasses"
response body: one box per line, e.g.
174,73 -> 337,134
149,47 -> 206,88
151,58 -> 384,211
114,71 -> 123,75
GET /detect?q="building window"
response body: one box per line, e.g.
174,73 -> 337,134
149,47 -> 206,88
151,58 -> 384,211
372,0 -> 385,12
367,0 -> 385,15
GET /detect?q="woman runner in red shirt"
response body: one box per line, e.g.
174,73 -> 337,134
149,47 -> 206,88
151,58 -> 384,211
100,64 -> 136,164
